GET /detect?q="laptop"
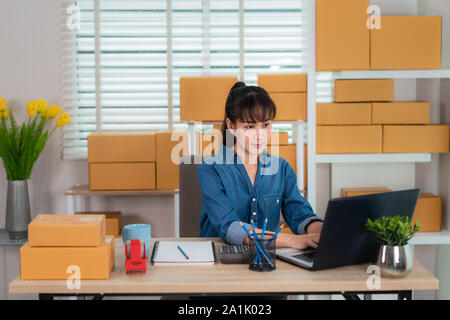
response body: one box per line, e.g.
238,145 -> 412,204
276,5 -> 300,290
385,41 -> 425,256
276,188 -> 420,271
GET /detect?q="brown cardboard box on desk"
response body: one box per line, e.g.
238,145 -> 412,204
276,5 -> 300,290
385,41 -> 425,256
28,214 -> 105,247
88,132 -> 157,190
316,0 -> 369,71
20,236 -> 114,280
75,211 -> 122,236
412,194 -> 442,232
370,16 -> 442,70
383,125 -> 450,153
334,79 -> 394,103
317,125 -> 383,154
21,214 -> 113,280
180,76 -> 237,121
341,187 -> 392,198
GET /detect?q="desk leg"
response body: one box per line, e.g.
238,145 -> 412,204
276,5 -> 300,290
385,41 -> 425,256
398,291 -> 412,300
174,193 -> 180,238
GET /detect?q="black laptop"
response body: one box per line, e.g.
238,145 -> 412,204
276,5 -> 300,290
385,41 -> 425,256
276,188 -> 420,271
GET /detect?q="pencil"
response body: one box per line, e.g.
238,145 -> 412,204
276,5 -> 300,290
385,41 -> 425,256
264,224 -> 284,249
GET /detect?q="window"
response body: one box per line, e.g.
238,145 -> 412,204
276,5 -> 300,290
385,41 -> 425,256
59,0 -> 307,159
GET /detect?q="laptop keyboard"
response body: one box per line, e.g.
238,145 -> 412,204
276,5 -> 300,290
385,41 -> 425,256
292,251 -> 316,263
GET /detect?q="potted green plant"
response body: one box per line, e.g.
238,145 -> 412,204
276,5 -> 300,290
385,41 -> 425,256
365,215 -> 421,278
0,98 -> 72,240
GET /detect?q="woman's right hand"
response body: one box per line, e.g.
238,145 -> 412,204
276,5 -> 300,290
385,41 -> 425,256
278,233 -> 320,250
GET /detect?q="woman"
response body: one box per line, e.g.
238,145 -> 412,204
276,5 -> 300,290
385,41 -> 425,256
198,81 -> 323,249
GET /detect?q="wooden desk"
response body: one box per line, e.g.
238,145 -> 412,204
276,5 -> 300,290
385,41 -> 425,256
9,238 -> 438,300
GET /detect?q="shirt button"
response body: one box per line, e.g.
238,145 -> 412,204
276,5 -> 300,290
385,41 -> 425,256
252,198 -> 256,202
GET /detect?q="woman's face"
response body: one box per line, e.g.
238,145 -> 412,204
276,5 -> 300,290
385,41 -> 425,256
227,117 -> 272,160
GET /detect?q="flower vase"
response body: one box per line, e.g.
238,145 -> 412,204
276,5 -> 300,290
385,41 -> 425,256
5,180 -> 31,240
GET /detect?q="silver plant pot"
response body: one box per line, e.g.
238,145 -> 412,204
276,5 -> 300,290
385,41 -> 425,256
377,244 -> 413,278
5,180 -> 31,240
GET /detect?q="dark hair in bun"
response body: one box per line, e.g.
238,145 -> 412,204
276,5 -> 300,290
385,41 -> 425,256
220,81 -> 276,145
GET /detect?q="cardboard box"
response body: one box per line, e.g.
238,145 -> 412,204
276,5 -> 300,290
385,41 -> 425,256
370,16 -> 442,70
372,102 -> 430,125
88,132 -> 156,163
20,241 -> 113,280
412,194 -> 442,232
28,214 -> 105,247
334,79 -> 394,103
269,92 -> 307,121
180,76 -> 237,121
267,144 -> 307,188
89,162 -> 156,190
268,132 -> 289,145
316,0 -> 370,71
341,187 -> 392,197
316,103 -> 372,125
75,212 -> 122,237
156,131 -> 189,190
258,73 -> 307,92
317,126 -> 383,154
383,125 -> 450,153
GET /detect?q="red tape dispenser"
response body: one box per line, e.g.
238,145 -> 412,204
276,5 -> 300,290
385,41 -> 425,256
125,239 -> 147,273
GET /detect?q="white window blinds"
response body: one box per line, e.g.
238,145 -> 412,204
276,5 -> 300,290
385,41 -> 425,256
58,0 -> 307,160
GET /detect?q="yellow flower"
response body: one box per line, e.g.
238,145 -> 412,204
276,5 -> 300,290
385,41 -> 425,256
0,97 -> 6,111
1,109 -> 9,120
56,112 -> 72,127
27,101 -> 38,117
48,104 -> 62,119
40,104 -> 50,120
37,99 -> 47,113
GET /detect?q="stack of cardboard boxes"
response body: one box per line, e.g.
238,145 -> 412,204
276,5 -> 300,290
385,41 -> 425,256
20,214 -> 114,280
341,188 -> 442,232
316,0 -> 442,71
317,79 -> 450,154
88,131 -> 189,191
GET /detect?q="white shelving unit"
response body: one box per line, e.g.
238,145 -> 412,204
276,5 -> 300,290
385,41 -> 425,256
304,0 -> 450,300
332,69 -> 450,80
316,153 -> 432,164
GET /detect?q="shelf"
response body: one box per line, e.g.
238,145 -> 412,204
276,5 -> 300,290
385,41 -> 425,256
410,231 -> 450,245
315,153 -> 432,164
328,69 -> 450,79
0,229 -> 26,247
65,185 -> 178,196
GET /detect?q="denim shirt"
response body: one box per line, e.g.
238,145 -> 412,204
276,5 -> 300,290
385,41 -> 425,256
198,145 -> 323,245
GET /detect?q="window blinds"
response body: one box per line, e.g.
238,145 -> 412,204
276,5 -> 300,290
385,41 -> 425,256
58,0 -> 309,160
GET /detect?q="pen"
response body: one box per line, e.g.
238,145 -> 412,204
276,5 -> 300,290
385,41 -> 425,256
264,224 -> 284,249
250,219 -> 261,264
261,218 -> 268,239
177,245 -> 189,260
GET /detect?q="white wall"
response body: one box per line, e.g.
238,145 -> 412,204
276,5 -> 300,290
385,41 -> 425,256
0,0 -> 175,299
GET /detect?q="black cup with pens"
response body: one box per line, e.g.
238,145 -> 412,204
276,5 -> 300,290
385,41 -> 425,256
248,233 -> 277,272
240,221 -> 283,272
